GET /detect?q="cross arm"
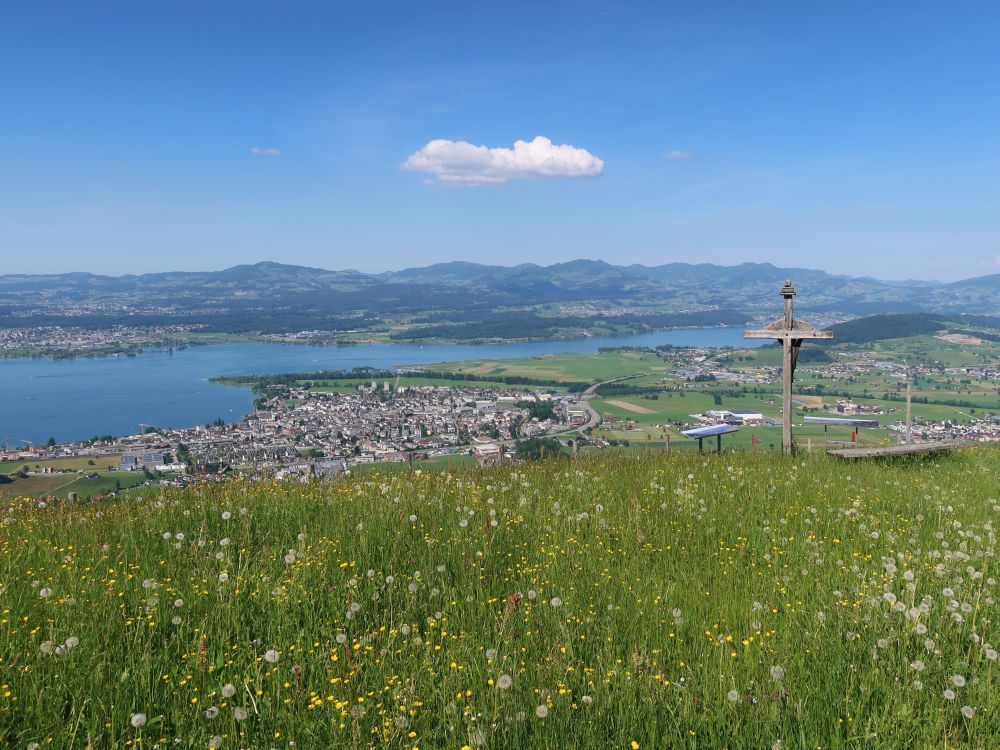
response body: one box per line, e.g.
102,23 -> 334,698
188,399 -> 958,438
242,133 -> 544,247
743,330 -> 834,340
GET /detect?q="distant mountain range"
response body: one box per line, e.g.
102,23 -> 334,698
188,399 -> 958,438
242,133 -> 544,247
2,260 -> 998,334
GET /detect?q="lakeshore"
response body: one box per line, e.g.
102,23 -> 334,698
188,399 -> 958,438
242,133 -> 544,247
0,328 -> 763,444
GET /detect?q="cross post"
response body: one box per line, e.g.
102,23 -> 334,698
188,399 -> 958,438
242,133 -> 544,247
744,280 -> 833,454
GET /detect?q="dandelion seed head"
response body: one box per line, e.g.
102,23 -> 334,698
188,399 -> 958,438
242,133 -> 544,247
130,713 -> 147,728
535,704 -> 549,718
264,649 -> 280,663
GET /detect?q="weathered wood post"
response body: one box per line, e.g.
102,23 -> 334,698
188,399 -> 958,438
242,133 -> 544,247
905,378 -> 913,444
744,281 -> 833,455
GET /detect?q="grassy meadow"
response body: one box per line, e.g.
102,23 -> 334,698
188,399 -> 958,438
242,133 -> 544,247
2,449 -> 998,749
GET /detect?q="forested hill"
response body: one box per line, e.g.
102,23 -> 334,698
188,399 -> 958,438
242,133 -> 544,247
824,314 -> 948,343
822,312 -> 1000,345
2,260 -> 999,335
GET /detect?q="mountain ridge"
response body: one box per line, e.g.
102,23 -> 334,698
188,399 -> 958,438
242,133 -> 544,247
2,261 -> 998,334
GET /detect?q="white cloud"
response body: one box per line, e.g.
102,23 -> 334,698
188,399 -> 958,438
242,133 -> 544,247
401,136 -> 604,186
975,255 -> 1000,268
663,149 -> 691,161
249,147 -> 281,157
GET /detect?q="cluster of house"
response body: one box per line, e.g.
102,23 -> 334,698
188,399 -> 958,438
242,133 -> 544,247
889,416 -> 1000,443
0,324 -> 198,355
695,409 -> 766,426
87,384 -> 582,477
828,399 -> 888,416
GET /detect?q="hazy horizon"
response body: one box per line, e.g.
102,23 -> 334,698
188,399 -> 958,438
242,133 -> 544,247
5,256 -> 1000,286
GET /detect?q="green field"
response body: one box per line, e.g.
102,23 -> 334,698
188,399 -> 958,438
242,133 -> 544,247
0,469 -> 158,501
432,351 -> 667,383
0,454 -> 119,475
2,449 -> 998,748
350,453 -> 480,475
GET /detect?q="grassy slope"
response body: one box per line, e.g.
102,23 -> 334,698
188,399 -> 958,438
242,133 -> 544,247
2,449 -> 998,749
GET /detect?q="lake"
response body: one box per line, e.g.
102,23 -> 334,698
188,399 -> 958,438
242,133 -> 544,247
0,328 -> 765,444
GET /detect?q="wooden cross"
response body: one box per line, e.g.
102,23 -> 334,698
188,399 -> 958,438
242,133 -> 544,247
744,280 -> 833,454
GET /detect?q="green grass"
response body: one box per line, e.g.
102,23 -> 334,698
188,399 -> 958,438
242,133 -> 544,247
2,449 -> 998,748
433,351 -> 667,383
349,453 -> 479,475
0,455 -> 118,474
0,470 -> 157,501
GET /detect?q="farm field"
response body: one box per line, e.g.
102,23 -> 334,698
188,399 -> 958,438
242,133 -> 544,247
0,469 -> 157,501
351,453 -> 480,475
2,449 -> 998,748
432,351 -> 667,384
0,455 -> 119,475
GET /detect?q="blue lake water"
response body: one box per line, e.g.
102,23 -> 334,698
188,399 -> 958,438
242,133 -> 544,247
0,328 -> 765,444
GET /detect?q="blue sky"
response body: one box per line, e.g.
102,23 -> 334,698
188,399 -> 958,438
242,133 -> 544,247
2,1 -> 998,280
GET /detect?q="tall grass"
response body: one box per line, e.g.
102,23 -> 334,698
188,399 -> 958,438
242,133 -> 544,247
1,449 -> 997,748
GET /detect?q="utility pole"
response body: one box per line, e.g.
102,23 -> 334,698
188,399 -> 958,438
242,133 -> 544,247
744,281 -> 834,454
905,376 -> 913,445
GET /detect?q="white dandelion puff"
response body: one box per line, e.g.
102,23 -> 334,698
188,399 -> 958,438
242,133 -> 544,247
535,704 -> 549,718
264,649 -> 280,663
130,713 -> 147,728
497,674 -> 513,689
